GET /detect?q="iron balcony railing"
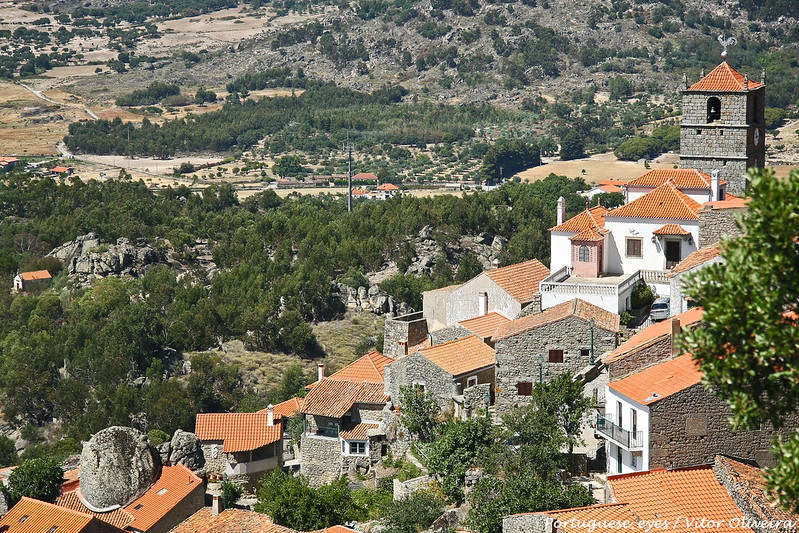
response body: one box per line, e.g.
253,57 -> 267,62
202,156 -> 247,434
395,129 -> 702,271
596,414 -> 644,449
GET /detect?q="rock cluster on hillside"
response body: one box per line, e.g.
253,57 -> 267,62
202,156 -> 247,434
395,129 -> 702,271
48,232 -> 163,283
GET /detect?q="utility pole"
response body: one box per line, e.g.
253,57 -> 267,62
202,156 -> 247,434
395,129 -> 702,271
346,138 -> 354,212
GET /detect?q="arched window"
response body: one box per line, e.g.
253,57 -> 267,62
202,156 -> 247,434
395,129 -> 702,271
579,245 -> 590,262
707,97 -> 721,122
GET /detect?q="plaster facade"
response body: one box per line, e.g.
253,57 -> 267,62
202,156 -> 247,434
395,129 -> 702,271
424,275 -> 523,331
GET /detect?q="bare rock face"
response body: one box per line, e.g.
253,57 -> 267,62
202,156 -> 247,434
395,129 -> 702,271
48,234 -> 163,284
80,426 -> 161,510
168,430 -> 205,472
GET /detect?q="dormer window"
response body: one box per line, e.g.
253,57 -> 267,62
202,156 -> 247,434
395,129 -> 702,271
707,97 -> 721,122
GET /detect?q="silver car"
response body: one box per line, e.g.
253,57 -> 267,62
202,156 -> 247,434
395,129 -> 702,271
650,297 -> 670,322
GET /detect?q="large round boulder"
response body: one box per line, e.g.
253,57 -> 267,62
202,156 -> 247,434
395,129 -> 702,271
168,430 -> 205,472
79,426 -> 161,510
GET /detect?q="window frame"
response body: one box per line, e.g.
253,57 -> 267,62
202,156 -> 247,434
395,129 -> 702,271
347,441 -> 367,456
517,381 -> 533,396
578,245 -> 590,262
626,237 -> 643,258
466,376 -> 478,388
548,349 -> 564,363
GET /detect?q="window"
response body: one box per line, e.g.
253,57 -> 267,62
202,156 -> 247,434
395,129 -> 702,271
617,400 -> 623,427
631,409 -> 637,434
696,129 -> 702,135
707,97 -> 721,122
631,452 -> 638,469
517,382 -> 533,396
412,382 -> 425,392
578,245 -> 589,262
467,376 -> 478,388
626,238 -> 642,258
348,441 -> 367,455
617,446 -> 623,473
579,349 -> 590,358
548,349 -> 564,363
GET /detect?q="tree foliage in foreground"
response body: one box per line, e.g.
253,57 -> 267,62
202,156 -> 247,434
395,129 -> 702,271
7,457 -> 64,505
682,168 -> 799,513
398,386 -> 441,442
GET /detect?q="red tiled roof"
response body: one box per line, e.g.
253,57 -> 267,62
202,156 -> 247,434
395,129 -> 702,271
269,397 -> 305,419
52,166 -> 72,173
494,299 -> 620,341
626,168 -> 719,189
688,62 -> 763,92
536,503 -> 645,533
484,259 -> 550,304
352,172 -> 378,181
168,507 -> 296,533
19,270 -> 52,281
352,188 -> 368,196
302,379 -> 387,418
376,183 -> 399,190
327,351 -> 393,383
55,491 -> 135,529
668,244 -> 722,277
652,223 -> 691,236
598,183 -> 623,193
550,205 -> 608,233
407,337 -> 431,354
339,422 -> 378,440
314,527 -> 358,533
123,465 -> 202,532
701,195 -> 748,210
607,182 -> 701,220
609,353 -> 702,405
458,312 -> 511,339
604,307 -> 704,363
569,227 -> 606,242
61,468 -> 80,494
195,412 -> 283,452
419,335 -> 495,377
608,465 -> 754,533
0,497 -> 118,533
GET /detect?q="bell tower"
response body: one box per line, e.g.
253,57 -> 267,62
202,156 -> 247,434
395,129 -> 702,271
679,36 -> 765,196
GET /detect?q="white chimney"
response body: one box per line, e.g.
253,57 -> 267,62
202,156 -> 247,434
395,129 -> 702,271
557,196 -> 566,225
317,363 -> 325,381
711,170 -> 720,202
267,404 -> 274,426
478,292 -> 488,316
211,494 -> 223,516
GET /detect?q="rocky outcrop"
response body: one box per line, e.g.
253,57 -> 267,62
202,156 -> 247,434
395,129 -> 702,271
333,282 -> 410,316
79,426 -> 161,511
48,233 -> 163,283
168,430 -> 205,472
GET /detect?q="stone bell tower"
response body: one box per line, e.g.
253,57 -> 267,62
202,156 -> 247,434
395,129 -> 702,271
679,37 -> 765,196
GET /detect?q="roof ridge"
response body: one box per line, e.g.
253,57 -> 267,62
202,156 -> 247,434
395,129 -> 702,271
421,334 -> 481,351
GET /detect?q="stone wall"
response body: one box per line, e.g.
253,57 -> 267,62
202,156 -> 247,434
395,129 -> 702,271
455,367 -> 495,400
502,512 -> 550,533
384,352 -> 455,410
464,383 -> 492,414
393,475 -> 432,501
148,480 -> 205,533
607,336 -> 673,381
423,286 -> 459,332
429,324 -> 471,345
353,405 -> 385,423
698,206 -> 746,248
384,312 -> 429,359
517,294 -> 542,318
648,383 -> 797,470
447,275 -> 521,327
200,441 -> 227,476
300,433 -> 342,486
495,316 -> 618,416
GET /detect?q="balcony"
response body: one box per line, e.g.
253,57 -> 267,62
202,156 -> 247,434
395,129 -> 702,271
596,414 -> 643,449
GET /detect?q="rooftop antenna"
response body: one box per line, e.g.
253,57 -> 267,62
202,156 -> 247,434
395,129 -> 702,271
718,34 -> 737,61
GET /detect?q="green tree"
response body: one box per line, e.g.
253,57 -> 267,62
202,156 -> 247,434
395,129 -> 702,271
8,457 -> 64,505
0,436 -> 17,468
681,168 -> 799,512
381,491 -> 445,533
559,130 -> 584,161
398,386 -> 440,442
272,155 -> 307,178
188,353 -> 243,413
455,253 -> 483,282
222,480 -> 244,508
531,372 -> 592,456
608,75 -> 632,100
271,362 -> 311,404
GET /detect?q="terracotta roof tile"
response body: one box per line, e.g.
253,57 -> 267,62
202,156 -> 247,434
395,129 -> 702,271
124,465 -> 203,532
418,335 -> 495,377
604,308 -> 704,363
458,312 -> 511,339
701,195 -> 748,210
484,259 -> 550,304
688,62 -> 763,92
313,527 -> 358,533
51,166 -> 72,173
713,456 -> 799,525
169,507 -> 297,533
609,353 -> 702,405
668,244 -> 722,277
55,491 -> 135,529
494,299 -> 620,341
19,270 -> 52,281
550,205 -> 609,233
608,465 -> 754,533
569,227 -> 607,242
327,351 -> 393,383
302,380 -> 387,418
407,337 -> 431,353
268,397 -> 305,419
352,172 -> 378,181
0,497 -> 117,533
195,413 -> 283,452
599,183 -> 623,193
626,169 -> 718,189
652,223 -> 691,236
607,182 -> 701,220
376,183 -> 399,190
339,422 -> 379,440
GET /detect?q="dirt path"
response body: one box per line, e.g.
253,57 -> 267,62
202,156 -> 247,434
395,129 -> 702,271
19,82 -> 99,120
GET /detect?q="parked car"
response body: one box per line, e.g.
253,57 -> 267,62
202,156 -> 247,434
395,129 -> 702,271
649,297 -> 670,322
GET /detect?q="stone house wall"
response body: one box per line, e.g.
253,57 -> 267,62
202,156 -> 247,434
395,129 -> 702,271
147,480 -> 205,533
384,352 -> 455,409
495,316 -> 617,415
502,513 -> 550,533
384,312 -> 429,359
429,324 -> 471,345
698,206 -> 745,248
607,336 -> 673,381
648,383 -> 795,469
455,366 -> 495,400
300,432 -> 341,486
518,294 -> 542,318
200,441 -> 227,476
422,286 -> 459,332
352,404 -> 385,423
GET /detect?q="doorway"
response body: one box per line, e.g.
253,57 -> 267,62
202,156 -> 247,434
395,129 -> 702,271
665,240 -> 681,269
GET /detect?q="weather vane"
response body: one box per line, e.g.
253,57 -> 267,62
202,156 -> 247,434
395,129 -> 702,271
718,34 -> 737,60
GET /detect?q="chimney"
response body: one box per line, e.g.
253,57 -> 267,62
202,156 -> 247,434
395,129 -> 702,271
743,74 -> 749,90
670,318 -> 681,357
398,341 -> 408,356
556,196 -> 566,225
683,72 -> 688,89
478,292 -> 488,316
211,494 -> 223,516
710,170 -> 720,202
761,68 -> 766,85
267,404 -> 274,426
317,363 -> 325,381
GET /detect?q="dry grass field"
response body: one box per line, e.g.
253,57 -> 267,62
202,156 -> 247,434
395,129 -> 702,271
518,151 -> 679,184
